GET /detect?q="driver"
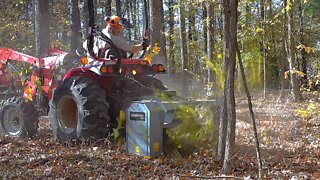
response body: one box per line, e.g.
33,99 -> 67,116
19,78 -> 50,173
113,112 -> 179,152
84,15 -> 149,59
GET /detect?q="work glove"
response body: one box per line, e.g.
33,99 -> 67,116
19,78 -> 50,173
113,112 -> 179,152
142,38 -> 150,50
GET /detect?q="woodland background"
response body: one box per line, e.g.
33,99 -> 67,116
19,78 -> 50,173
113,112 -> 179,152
1,0 -> 320,97
0,0 -> 319,179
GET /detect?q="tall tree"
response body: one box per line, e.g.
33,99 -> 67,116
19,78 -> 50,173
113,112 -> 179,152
188,4 -> 196,41
116,0 -> 121,16
217,0 -> 238,175
105,0 -> 112,16
179,0 -> 189,97
218,0 -> 230,161
82,0 -> 89,38
201,1 -> 208,84
260,0 -> 267,99
202,1 -> 208,55
70,0 -> 82,51
222,0 -> 237,174
34,0 -> 50,56
299,0 -> 307,82
237,42 -> 263,179
150,0 -> 167,67
207,0 -> 215,93
168,0 -> 175,74
188,2 -> 198,74
279,13 -> 287,100
285,0 -> 302,101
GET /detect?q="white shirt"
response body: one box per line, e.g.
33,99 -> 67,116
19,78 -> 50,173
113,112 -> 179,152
83,26 -> 133,58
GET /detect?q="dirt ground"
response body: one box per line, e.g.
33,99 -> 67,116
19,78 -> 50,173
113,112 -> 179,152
0,92 -> 319,179
235,94 -> 320,179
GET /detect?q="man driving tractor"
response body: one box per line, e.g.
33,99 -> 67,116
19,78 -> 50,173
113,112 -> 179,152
84,15 -> 149,58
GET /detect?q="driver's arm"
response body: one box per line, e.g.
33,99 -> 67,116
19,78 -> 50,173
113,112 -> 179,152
111,35 -> 143,54
131,44 -> 144,54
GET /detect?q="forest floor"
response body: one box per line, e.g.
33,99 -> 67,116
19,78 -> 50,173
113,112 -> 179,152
0,92 -> 319,179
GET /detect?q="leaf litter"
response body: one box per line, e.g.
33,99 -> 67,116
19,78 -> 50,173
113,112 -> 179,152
0,94 -> 319,179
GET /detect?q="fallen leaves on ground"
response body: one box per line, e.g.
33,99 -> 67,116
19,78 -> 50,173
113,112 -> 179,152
0,92 -> 319,179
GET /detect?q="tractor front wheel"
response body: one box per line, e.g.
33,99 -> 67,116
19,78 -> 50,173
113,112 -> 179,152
0,97 -> 39,138
49,77 -> 110,144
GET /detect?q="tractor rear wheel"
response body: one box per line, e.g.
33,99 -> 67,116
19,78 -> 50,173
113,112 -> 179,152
49,77 -> 110,144
0,97 -> 39,138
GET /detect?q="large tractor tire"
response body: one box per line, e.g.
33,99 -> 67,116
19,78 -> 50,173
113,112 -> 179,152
0,97 -> 39,138
49,77 -> 110,144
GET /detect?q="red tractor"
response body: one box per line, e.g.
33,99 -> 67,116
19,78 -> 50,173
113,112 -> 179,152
48,0 -> 169,144
0,47 -> 80,138
0,0 -> 170,143
0,48 -> 39,137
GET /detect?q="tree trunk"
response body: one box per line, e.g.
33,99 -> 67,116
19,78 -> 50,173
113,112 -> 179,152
188,5 -> 196,41
207,1 -> 215,96
179,0 -> 189,97
168,0 -> 175,74
221,0 -> 238,175
260,0 -> 267,99
299,0 -> 307,83
218,0 -> 230,161
132,0 -> 138,40
105,0 -> 112,16
127,2 -> 133,41
285,0 -> 302,101
116,0 -> 121,16
202,1 -> 208,84
279,25 -> 287,101
188,3 -> 198,74
203,1 -> 207,55
82,0 -> 89,38
34,0 -> 50,57
150,0 -> 167,67
237,43 -> 263,179
70,0 -> 82,51
278,7 -> 288,101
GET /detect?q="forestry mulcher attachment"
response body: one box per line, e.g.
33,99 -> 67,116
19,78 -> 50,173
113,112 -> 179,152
0,48 -> 79,138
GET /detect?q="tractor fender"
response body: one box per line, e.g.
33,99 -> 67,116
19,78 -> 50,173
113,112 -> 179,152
89,66 -> 103,76
63,65 -> 103,80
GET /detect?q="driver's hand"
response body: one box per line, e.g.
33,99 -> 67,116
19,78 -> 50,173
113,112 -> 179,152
142,38 -> 150,50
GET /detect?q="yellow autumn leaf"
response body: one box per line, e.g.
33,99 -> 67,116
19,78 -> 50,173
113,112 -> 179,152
305,47 -> 315,54
255,27 -> 264,33
118,110 -> 126,124
295,70 -> 305,78
296,44 -> 304,50
217,53 -> 222,59
51,40 -> 62,48
285,70 -> 305,79
307,103 -> 315,111
305,47 -> 312,54
152,44 -> 161,55
284,71 -> 289,79
144,53 -> 155,63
